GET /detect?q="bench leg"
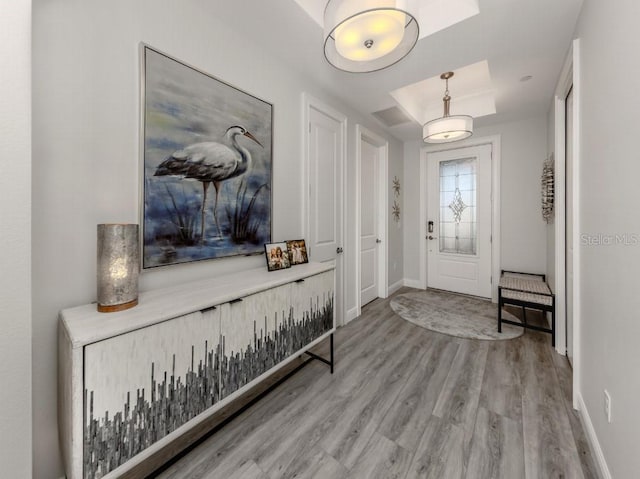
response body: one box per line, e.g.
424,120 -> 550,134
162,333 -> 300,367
498,290 -> 503,333
551,301 -> 556,348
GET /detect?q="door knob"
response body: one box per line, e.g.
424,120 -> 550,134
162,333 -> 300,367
376,238 -> 382,244
427,236 -> 437,240
336,247 -> 344,254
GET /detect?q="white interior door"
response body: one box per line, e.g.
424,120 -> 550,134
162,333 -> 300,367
427,144 -> 492,298
565,87 -> 574,366
360,139 -> 379,306
307,104 -> 344,325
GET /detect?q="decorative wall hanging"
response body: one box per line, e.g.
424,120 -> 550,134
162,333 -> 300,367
141,45 -> 272,269
541,154 -> 555,223
393,175 -> 401,197
392,176 -> 401,224
392,200 -> 401,223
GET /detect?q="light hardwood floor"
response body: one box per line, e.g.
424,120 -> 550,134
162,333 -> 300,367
154,287 -> 598,479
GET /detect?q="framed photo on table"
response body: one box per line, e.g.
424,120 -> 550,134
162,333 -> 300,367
286,239 -> 308,266
264,242 -> 291,271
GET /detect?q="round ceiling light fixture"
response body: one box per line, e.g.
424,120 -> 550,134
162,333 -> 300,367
324,0 -> 420,73
423,71 -> 473,143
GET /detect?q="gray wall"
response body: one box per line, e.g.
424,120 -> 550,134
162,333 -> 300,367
0,0 -> 32,477
403,115 -> 548,285
573,0 -> 640,476
32,1 -> 403,476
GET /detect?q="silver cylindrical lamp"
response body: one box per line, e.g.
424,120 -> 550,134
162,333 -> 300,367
97,224 -> 140,313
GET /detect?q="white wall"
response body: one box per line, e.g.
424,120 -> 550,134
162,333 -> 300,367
403,115 -> 548,285
388,144 -> 405,287
572,0 -> 640,476
32,1 -> 403,476
403,139 -> 423,285
0,0 -> 32,477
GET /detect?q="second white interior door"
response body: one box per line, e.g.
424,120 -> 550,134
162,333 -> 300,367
360,139 -> 379,306
427,144 -> 492,298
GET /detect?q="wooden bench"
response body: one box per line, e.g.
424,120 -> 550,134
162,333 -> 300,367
498,270 -> 556,346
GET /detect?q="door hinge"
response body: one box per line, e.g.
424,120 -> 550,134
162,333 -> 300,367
309,123 -> 311,133
490,276 -> 493,284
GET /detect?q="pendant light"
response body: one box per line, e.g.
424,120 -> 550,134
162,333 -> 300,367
324,0 -> 420,73
423,72 -> 473,143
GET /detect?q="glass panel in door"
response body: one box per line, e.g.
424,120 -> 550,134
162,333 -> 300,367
439,157 -> 477,255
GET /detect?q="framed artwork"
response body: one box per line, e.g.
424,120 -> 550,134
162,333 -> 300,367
286,239 -> 309,266
141,44 -> 273,269
264,242 -> 291,271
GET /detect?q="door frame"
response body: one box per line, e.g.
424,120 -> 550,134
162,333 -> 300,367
419,135 -> 501,302
301,92 -> 348,326
554,39 -> 581,408
355,124 -> 389,318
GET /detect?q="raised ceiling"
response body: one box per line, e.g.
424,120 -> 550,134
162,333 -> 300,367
390,60 -> 496,127
209,0 -> 584,141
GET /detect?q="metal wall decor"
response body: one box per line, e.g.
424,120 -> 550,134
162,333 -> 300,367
392,201 -> 401,223
541,154 -> 555,223
392,176 -> 401,223
141,45 -> 273,268
392,176 -> 401,197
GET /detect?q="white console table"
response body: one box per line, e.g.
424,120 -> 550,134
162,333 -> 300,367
59,262 -> 335,479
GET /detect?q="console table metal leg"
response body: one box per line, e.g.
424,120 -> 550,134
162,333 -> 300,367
304,333 -> 334,374
330,333 -> 334,374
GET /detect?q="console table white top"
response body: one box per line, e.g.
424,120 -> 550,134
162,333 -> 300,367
60,262 -> 335,348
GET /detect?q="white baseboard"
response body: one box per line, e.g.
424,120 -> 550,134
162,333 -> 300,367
388,279 -> 404,295
576,392 -> 611,479
346,307 -> 358,324
403,278 -> 424,289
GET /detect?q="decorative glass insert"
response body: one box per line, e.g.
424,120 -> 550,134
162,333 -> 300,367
439,157 -> 477,255
449,188 -> 466,223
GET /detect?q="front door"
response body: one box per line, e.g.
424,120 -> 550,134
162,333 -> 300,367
360,138 -> 379,306
427,144 -> 492,298
307,103 -> 345,325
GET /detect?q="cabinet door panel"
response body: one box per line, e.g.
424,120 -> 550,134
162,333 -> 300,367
220,273 -> 334,399
83,308 -> 220,478
291,270 -> 335,337
219,284 -> 290,398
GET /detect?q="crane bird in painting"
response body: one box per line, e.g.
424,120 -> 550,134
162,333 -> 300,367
154,125 -> 263,242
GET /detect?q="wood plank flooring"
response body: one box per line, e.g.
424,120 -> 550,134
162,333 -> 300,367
154,287 -> 597,479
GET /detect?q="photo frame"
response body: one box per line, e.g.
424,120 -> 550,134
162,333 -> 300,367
141,44 -> 273,269
286,239 -> 309,266
264,242 -> 291,271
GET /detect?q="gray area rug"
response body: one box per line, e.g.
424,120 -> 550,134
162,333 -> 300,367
390,290 -> 523,340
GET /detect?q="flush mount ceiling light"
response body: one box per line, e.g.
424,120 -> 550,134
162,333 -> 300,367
423,71 -> 473,143
324,0 -> 420,73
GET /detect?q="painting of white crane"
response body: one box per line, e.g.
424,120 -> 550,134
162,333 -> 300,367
141,45 -> 272,268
